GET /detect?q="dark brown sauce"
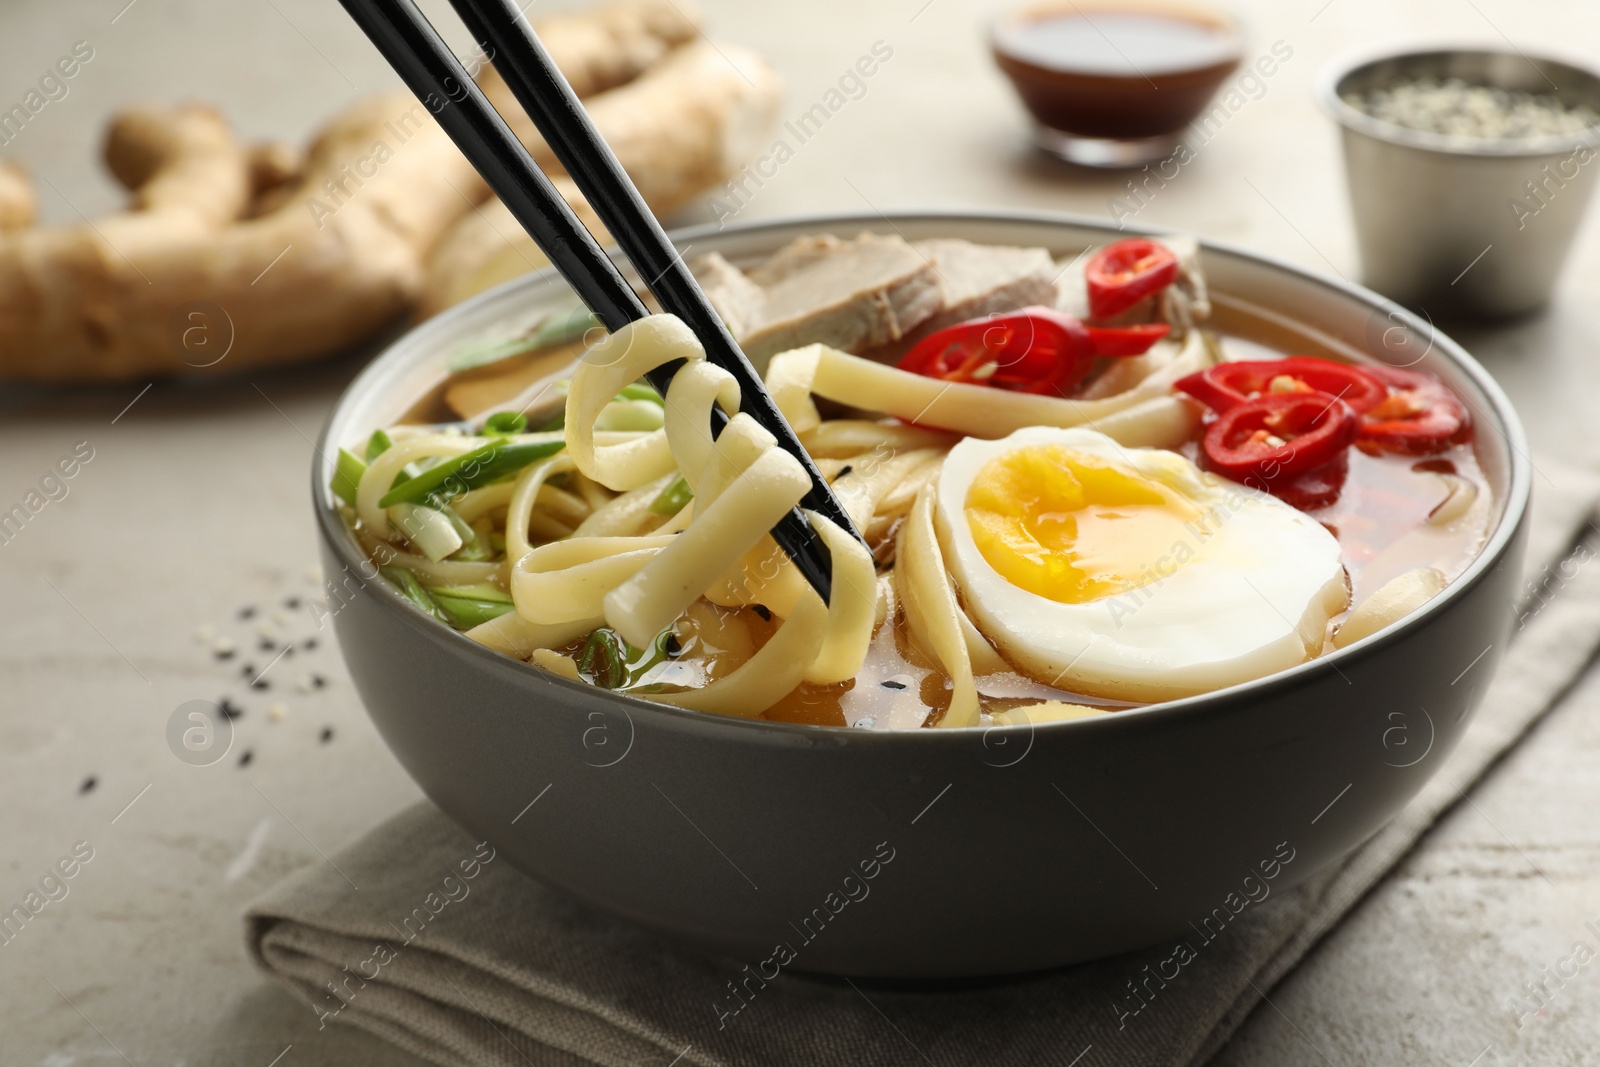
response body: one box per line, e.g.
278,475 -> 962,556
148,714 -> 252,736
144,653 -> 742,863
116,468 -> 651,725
992,5 -> 1242,138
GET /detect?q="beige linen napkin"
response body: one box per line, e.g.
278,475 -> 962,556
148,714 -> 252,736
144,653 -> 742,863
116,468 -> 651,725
247,459 -> 1600,1067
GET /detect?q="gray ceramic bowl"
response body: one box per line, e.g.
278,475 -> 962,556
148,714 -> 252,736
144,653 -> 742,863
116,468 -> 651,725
314,212 -> 1529,978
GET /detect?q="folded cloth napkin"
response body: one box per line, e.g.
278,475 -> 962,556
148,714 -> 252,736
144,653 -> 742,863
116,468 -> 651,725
247,459 -> 1600,1067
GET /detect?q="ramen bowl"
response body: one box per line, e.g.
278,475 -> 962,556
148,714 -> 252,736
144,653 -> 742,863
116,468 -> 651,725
314,212 -> 1528,978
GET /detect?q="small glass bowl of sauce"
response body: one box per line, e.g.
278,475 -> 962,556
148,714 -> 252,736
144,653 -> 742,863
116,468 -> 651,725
993,1 -> 1243,167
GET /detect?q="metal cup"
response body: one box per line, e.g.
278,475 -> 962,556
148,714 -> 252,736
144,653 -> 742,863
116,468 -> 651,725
1318,44 -> 1600,319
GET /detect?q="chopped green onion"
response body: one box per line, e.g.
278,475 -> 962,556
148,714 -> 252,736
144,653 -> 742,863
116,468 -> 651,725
446,309 -> 603,372
388,502 -> 464,561
575,626 -> 677,689
431,593 -> 515,629
378,438 -> 566,508
441,504 -> 477,545
332,449 -> 366,508
446,336 -> 540,374
649,474 -> 693,516
365,429 -> 394,462
529,309 -> 601,350
482,411 -> 527,436
577,628 -> 629,690
432,582 -> 513,604
617,382 -> 664,405
380,566 -> 451,625
595,398 -> 666,432
628,628 -> 677,684
452,518 -> 496,563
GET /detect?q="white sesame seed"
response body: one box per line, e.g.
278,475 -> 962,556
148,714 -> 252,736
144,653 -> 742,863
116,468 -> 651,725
1347,78 -> 1600,141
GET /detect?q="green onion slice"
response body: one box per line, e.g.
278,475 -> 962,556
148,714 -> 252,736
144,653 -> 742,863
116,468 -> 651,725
365,428 -> 394,462
648,475 -> 693,516
482,411 -> 527,436
380,566 -> 451,624
332,449 -> 367,508
378,438 -> 565,508
431,593 -> 515,629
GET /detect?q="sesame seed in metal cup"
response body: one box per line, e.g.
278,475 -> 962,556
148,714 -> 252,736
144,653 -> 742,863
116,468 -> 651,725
1319,44 -> 1600,319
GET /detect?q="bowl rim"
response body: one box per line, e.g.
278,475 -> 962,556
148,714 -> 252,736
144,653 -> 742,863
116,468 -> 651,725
987,0 -> 1247,67
1316,39 -> 1600,158
314,208 -> 1532,745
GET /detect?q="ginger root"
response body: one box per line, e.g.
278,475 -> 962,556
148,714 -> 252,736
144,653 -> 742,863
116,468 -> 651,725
0,161 -> 37,232
535,0 -> 700,97
0,0 -> 764,382
0,94 -> 479,383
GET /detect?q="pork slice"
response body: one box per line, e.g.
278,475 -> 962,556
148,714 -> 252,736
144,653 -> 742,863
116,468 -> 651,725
691,252 -> 765,339
738,233 -> 944,364
906,239 -> 1058,339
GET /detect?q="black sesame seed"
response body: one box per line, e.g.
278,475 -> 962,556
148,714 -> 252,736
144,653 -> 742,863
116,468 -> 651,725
214,648 -> 236,661
752,604 -> 772,621
238,749 -> 254,767
283,597 -> 302,609
880,679 -> 908,690
303,637 -> 319,651
258,638 -> 276,652
238,606 -> 257,620
79,775 -> 97,795
837,465 -> 853,477
220,699 -> 243,719
250,678 -> 270,691
319,727 -> 334,743
240,664 -> 256,677
310,674 -> 326,689
281,646 -> 295,659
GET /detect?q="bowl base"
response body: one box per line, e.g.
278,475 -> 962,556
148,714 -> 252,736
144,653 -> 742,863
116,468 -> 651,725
1032,125 -> 1183,168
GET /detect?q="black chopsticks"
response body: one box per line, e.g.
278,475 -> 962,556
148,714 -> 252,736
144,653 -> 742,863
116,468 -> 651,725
337,0 -> 862,604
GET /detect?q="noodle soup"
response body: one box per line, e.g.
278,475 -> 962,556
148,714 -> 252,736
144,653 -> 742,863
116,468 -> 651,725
331,232 -> 1491,729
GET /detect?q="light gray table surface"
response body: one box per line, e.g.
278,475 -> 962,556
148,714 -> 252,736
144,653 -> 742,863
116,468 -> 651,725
1,0 -> 1596,1063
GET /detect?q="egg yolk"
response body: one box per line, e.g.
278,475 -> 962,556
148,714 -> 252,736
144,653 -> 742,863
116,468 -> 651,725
964,445 -> 1203,604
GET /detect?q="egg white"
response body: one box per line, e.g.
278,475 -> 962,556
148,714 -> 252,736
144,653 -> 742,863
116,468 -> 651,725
934,427 -> 1349,703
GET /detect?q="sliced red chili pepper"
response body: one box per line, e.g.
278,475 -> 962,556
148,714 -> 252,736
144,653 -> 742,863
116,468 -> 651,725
1357,365 -> 1471,454
897,307 -> 1093,396
1201,391 -> 1361,483
1085,323 -> 1171,356
1086,238 -> 1179,319
1175,357 -> 1387,415
1270,451 -> 1349,511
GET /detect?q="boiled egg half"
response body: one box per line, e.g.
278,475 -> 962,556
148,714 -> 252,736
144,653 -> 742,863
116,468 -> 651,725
934,427 -> 1349,702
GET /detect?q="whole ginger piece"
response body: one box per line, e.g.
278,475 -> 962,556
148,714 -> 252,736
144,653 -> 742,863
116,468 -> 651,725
0,0 -> 704,383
